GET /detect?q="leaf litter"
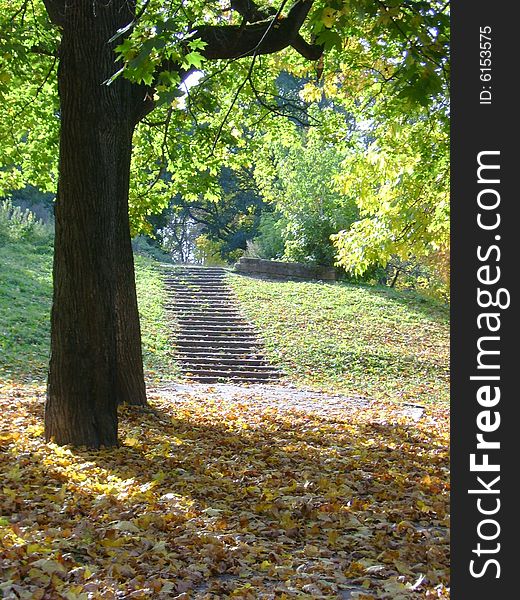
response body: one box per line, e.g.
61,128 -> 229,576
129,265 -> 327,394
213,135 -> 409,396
0,382 -> 449,599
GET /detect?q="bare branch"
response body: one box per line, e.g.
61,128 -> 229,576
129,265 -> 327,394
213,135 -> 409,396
194,0 -> 322,61
210,57 -> 256,155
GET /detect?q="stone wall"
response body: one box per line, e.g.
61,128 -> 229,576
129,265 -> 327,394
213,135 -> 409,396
233,257 -> 337,281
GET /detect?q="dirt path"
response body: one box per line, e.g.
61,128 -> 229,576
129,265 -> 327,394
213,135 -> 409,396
150,382 -> 425,422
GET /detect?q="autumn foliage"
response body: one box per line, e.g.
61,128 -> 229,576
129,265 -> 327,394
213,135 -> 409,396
1,383 -> 449,599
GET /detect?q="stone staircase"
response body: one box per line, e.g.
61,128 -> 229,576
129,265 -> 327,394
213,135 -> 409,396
162,266 -> 282,384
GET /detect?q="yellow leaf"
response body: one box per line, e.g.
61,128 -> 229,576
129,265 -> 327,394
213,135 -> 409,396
327,530 -> 340,545
322,8 -> 337,28
417,499 -> 433,513
101,537 -> 126,548
303,544 -> 319,557
259,560 -> 271,571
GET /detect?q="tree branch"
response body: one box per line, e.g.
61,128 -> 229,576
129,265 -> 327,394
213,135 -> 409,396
194,0 -> 322,61
42,0 -> 66,26
137,1 -> 322,124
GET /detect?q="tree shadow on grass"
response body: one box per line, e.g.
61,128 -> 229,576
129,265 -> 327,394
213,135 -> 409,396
354,284 -> 449,325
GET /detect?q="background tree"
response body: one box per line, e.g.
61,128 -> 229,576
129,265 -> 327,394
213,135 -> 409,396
253,122 -> 358,265
331,109 -> 450,287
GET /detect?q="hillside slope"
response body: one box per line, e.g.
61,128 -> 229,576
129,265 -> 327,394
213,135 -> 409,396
0,242 -> 179,383
1,241 -> 449,405
228,273 -> 449,405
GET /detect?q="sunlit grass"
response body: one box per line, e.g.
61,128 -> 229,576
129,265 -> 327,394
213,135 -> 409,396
229,274 -> 450,405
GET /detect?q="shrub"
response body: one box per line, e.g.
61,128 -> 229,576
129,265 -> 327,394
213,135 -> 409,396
0,198 -> 53,247
131,235 -> 173,263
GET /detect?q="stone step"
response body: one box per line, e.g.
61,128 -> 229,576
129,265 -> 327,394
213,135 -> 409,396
183,374 -> 279,383
176,328 -> 254,334
179,325 -> 256,332
167,302 -> 237,309
176,330 -> 258,338
169,304 -> 238,309
174,316 -> 246,323
169,270 -> 226,273
177,335 -> 260,344
164,274 -> 226,280
163,269 -> 226,273
178,356 -> 271,366
166,288 -> 230,294
176,347 -> 265,356
175,316 -> 249,323
176,339 -> 260,348
165,278 -> 226,283
171,303 -> 234,307
164,278 -> 227,284
172,305 -> 239,311
177,346 -> 262,355
170,299 -> 235,305
168,299 -> 236,304
178,352 -> 267,360
170,312 -> 243,319
170,283 -> 229,286
176,334 -> 259,342
180,362 -> 281,373
171,299 -> 232,302
182,367 -> 280,378
164,267 -> 226,271
169,292 -> 234,298
178,337 -> 258,344
170,287 -> 234,298
172,288 -> 235,300
165,279 -> 228,285
168,300 -> 236,305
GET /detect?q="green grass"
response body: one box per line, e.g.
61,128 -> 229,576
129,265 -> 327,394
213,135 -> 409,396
0,242 -> 180,383
0,242 -> 53,383
134,256 -> 181,383
1,239 -> 449,404
228,273 -> 450,405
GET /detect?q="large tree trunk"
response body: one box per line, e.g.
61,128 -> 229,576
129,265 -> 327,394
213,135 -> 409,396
45,0 -> 146,448
114,151 -> 147,407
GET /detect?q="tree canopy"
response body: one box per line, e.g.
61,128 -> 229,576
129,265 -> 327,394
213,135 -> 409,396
1,0 -> 449,277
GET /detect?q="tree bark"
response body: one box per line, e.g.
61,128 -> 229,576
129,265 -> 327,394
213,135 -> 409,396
45,0 -> 147,448
114,152 -> 147,407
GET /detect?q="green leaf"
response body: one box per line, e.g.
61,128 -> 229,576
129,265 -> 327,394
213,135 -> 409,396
156,88 -> 185,107
182,51 -> 204,70
316,29 -> 343,51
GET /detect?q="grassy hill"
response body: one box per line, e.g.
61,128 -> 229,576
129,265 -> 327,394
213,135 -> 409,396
1,240 -> 449,405
0,242 -> 52,383
228,274 -> 449,405
0,241 -> 179,384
